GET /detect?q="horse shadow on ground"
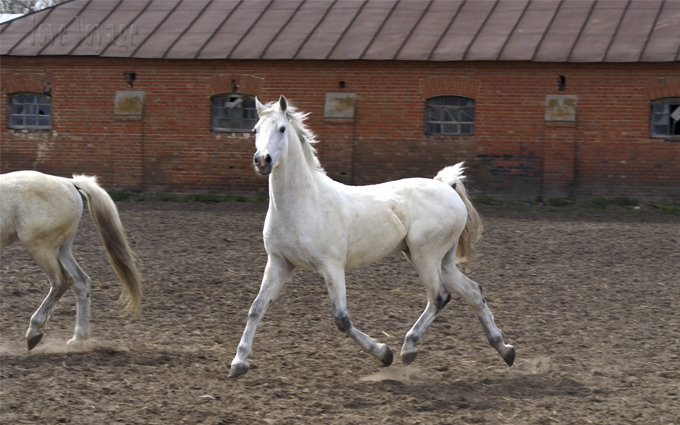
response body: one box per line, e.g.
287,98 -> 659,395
353,367 -> 590,412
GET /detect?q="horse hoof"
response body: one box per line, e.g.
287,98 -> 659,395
503,346 -> 516,366
229,361 -> 250,378
27,333 -> 43,351
401,350 -> 418,365
380,347 -> 394,367
67,336 -> 87,346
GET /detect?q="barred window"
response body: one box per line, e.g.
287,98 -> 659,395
211,94 -> 257,132
426,96 -> 475,135
8,94 -> 52,130
650,98 -> 680,140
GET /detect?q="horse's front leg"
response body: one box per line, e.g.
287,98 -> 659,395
322,265 -> 393,367
229,255 -> 294,377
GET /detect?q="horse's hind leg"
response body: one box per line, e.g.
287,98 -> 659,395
400,253 -> 450,365
441,250 -> 515,366
25,247 -> 73,350
60,242 -> 92,345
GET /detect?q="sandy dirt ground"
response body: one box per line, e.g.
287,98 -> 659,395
1,201 -> 678,424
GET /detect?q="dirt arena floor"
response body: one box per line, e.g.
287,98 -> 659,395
1,200 -> 678,424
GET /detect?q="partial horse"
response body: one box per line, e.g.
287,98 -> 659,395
229,96 -> 514,377
0,171 -> 141,350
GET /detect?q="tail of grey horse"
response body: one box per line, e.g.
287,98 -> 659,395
72,175 -> 142,316
434,162 -> 483,266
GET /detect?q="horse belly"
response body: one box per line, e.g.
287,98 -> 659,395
345,213 -> 407,269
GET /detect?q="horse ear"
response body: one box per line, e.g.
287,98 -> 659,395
255,97 -> 265,116
279,95 -> 288,113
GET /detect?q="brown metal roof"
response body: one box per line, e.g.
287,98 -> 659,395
1,0 -> 678,62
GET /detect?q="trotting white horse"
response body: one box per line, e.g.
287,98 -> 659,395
0,171 -> 141,350
228,96 -> 515,377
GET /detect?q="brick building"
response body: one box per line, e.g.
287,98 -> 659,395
1,0 -> 679,201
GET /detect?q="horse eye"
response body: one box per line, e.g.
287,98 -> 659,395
279,126 -> 286,133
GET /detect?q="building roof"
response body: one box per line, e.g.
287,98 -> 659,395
1,0 -> 679,62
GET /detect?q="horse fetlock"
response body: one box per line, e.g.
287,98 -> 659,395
333,313 -> 352,333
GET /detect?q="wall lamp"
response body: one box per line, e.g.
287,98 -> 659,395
124,72 -> 136,88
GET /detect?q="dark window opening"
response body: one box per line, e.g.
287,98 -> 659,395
8,94 -> 52,130
211,94 -> 257,133
426,96 -> 475,136
651,98 -> 680,140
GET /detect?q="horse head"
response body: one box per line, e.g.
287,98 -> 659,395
252,95 -> 290,176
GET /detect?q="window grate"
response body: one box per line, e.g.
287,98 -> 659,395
211,94 -> 257,133
651,98 -> 680,140
9,94 -> 52,130
426,96 -> 475,135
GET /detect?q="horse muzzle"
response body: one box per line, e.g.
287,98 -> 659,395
253,153 -> 273,175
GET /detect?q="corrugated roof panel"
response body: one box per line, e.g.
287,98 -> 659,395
1,0 -> 677,62
569,1 -> 626,62
102,0 -> 179,57
262,0 -> 334,59
329,0 -> 397,60
362,0 -> 430,60
431,0 -> 497,61
397,0 -> 463,60
133,0 -> 208,58
641,0 -> 680,61
466,0 -> 528,61
2,6 -> 62,55
295,0 -> 364,59
230,0 -> 302,59
166,0 -> 240,59
606,0 -> 662,62
199,0 -> 271,58
500,0 -> 560,61
534,0 -> 595,62
69,0 -> 140,56
27,0 -> 92,56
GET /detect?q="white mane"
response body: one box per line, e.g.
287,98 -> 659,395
260,101 -> 325,174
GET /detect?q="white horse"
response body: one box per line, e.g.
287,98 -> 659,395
0,171 -> 142,350
229,96 -> 515,377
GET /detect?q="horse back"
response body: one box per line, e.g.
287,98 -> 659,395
0,171 -> 83,250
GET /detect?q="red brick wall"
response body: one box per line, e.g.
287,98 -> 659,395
1,57 -> 679,201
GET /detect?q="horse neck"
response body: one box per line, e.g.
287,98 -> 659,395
268,135 -> 323,211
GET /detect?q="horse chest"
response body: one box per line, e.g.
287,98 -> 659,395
263,212 -> 346,270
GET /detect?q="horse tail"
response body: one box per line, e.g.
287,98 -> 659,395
434,162 -> 483,265
71,175 -> 142,316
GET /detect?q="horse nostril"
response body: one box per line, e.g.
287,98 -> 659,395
265,154 -> 272,165
253,156 -> 259,165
